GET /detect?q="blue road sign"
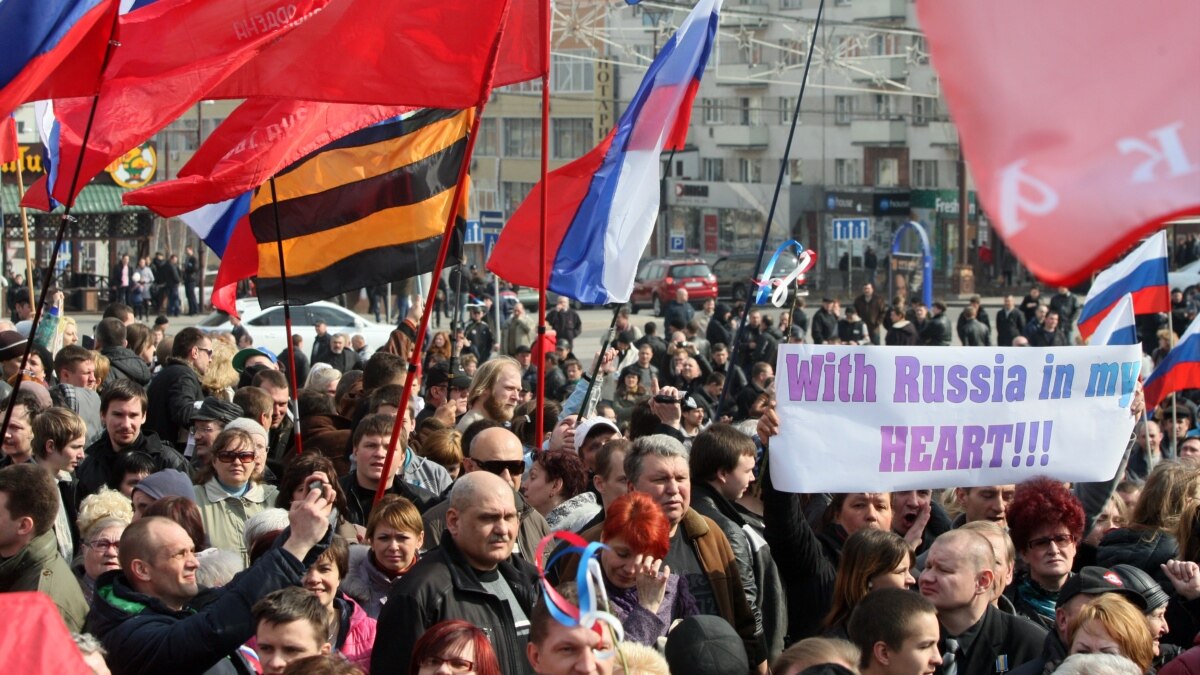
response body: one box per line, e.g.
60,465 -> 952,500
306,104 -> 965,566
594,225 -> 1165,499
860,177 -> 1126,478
669,234 -> 685,253
831,218 -> 871,241
484,232 -> 500,260
465,219 -> 483,244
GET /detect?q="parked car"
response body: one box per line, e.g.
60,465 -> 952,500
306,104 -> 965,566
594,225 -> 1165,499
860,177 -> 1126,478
711,251 -> 801,304
1170,259 -> 1200,292
629,259 -> 717,315
198,299 -> 396,356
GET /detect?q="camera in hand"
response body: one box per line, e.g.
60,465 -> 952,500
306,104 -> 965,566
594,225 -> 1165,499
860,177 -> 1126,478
654,393 -> 679,404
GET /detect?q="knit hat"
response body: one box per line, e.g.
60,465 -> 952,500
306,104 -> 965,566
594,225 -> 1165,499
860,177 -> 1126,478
193,397 -> 243,424
224,417 -> 268,443
133,469 -> 196,503
664,616 -> 748,675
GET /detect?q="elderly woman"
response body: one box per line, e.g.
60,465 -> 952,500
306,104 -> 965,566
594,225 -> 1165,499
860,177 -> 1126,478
1004,476 -> 1086,630
306,363 -> 342,399
599,492 -> 698,646
520,449 -> 599,532
342,495 -> 424,618
193,428 -> 279,563
1068,593 -> 1155,673
73,489 -> 132,604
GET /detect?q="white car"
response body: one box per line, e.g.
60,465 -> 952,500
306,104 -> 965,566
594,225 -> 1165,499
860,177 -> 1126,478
1169,260 -> 1200,292
198,299 -> 396,357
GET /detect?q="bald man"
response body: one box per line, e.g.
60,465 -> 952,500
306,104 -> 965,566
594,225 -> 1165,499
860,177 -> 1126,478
421,427 -> 550,561
919,530 -> 1045,675
374,472 -> 540,675
85,475 -> 336,675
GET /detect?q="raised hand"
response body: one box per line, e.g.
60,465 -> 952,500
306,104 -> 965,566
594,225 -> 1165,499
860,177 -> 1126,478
634,554 -> 669,614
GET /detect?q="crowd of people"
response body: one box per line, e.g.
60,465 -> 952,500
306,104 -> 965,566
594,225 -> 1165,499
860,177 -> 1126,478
0,270 -> 1198,675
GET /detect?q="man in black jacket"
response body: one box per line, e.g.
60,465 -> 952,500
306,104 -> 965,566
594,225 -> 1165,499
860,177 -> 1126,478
95,318 -> 151,388
996,295 -> 1026,347
337,413 -> 441,523
919,530 -> 1045,675
373,471 -> 539,675
810,298 -> 840,344
689,425 -> 787,662
75,380 -> 190,504
921,302 -> 953,346
146,327 -> 211,448
86,475 -> 335,675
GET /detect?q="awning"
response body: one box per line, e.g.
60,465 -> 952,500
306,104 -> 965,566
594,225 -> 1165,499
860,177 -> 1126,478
0,184 -> 149,215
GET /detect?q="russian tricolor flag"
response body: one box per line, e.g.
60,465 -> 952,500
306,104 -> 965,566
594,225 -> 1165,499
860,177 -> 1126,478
489,0 -> 721,303
1087,293 -> 1137,346
1077,230 -> 1170,340
1144,314 -> 1200,410
179,193 -> 256,317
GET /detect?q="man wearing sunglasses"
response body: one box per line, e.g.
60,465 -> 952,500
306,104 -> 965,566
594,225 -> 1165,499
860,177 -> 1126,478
421,425 -> 550,563
146,327 -> 212,450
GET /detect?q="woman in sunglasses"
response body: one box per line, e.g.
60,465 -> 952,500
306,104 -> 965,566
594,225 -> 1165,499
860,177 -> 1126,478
193,428 -> 280,564
1003,476 -> 1086,630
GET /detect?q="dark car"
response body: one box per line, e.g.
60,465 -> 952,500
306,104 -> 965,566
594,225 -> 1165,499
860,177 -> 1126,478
629,259 -> 717,315
711,251 -> 800,303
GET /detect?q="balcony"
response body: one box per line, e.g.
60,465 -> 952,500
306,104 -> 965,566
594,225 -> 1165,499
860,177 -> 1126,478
851,119 -> 907,145
716,62 -> 771,86
852,0 -> 908,21
925,121 -> 959,146
713,125 -> 770,148
849,58 -> 908,82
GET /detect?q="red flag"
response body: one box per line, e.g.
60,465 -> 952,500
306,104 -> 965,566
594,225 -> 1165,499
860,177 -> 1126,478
212,215 -> 258,317
0,115 -> 17,164
123,99 -> 415,217
22,0 -> 334,211
207,0 -> 545,107
917,0 -> 1200,285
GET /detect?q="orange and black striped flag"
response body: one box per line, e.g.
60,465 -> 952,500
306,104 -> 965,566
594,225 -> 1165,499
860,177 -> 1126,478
250,107 -> 472,306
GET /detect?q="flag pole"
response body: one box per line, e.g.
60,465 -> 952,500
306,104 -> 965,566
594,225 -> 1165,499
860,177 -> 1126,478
1167,301 -> 1178,456
579,304 -> 619,419
267,176 -> 305,456
717,0 -> 825,418
534,0 -> 552,451
374,0 -> 514,506
13,167 -> 35,295
0,10 -> 122,442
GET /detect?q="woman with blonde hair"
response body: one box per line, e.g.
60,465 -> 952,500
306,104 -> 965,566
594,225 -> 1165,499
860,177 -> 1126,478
200,339 -> 239,400
823,528 -> 916,638
59,315 -> 79,348
306,363 -> 342,398
1098,460 -> 1200,587
74,489 -> 133,604
1068,593 -> 1155,673
416,428 -> 463,481
772,637 -> 861,675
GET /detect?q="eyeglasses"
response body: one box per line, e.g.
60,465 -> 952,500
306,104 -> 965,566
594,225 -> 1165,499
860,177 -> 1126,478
1028,534 -> 1075,551
476,459 -> 525,477
197,347 -> 213,357
86,539 -> 120,551
418,656 -> 474,672
215,451 -> 257,464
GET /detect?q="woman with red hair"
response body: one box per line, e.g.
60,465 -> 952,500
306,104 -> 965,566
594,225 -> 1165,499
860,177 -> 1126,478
1004,476 -> 1086,629
599,492 -> 699,646
408,619 -> 501,675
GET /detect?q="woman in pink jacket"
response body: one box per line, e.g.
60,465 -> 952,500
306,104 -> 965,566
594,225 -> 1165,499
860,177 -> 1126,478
302,535 -> 377,673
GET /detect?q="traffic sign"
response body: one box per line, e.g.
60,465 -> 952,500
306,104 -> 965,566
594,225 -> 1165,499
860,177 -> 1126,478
484,232 -> 499,260
669,234 -> 685,253
479,210 -> 505,228
465,219 -> 483,244
832,218 -> 871,241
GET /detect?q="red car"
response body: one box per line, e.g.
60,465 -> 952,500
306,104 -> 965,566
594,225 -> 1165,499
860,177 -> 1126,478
630,259 -> 718,315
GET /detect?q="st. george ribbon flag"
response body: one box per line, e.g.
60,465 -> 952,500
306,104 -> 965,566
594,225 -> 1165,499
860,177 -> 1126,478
488,0 -> 721,303
916,0 -> 1200,286
1076,231 -> 1169,340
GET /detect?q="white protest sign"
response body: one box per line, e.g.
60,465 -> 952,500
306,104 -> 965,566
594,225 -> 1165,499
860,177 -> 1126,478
771,344 -> 1141,493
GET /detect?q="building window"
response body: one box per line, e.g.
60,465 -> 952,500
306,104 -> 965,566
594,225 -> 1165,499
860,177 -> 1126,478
702,98 -> 724,125
780,0 -> 805,8
552,118 -> 593,160
474,189 -> 498,212
874,94 -> 898,120
503,118 -> 541,158
835,158 -> 860,186
476,119 -> 498,156
875,158 -> 900,187
912,97 -> 930,125
701,158 -> 724,181
738,97 -> 762,126
834,96 -> 853,125
778,39 -> 804,67
912,159 -> 939,188
779,96 -> 797,124
738,158 -> 762,183
789,158 -> 803,184
501,181 -> 536,215
499,79 -> 542,95
552,51 -> 594,94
